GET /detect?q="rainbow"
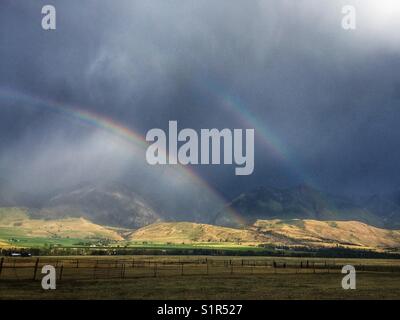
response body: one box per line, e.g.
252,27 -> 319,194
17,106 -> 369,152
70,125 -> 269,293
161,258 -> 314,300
219,94 -> 312,183
198,79 -> 315,186
0,86 -> 245,223
1,88 -> 147,150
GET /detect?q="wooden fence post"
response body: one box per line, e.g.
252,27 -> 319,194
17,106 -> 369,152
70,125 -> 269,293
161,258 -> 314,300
33,258 -> 39,280
0,257 -> 4,278
153,263 -> 157,277
181,262 -> 184,276
93,260 -> 98,279
59,265 -> 64,281
121,263 -> 126,279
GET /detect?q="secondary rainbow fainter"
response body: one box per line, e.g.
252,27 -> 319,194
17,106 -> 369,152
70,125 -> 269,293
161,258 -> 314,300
218,93 -> 316,187
0,87 -> 242,224
197,78 -> 316,188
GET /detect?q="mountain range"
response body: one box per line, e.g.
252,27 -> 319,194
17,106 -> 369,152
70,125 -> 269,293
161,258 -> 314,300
1,207 -> 400,251
214,185 -> 400,229
2,181 -> 400,231
131,219 -> 400,250
31,182 -> 160,229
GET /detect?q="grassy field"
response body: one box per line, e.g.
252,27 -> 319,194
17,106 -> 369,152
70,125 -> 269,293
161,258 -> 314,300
0,233 -> 260,251
0,255 -> 399,299
2,273 -> 400,300
0,227 -> 92,247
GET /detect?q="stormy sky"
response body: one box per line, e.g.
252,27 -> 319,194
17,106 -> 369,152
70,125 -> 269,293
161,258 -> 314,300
1,0 -> 400,211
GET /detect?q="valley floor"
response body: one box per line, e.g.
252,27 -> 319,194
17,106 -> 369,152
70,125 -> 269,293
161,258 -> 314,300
1,272 -> 400,299
0,256 -> 399,299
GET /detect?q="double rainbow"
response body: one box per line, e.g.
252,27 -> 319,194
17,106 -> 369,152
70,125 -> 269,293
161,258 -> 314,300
0,87 -> 245,224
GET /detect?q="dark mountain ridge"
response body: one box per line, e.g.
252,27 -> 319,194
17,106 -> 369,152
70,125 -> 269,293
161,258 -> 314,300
2,181 -> 400,230
214,184 -> 400,229
35,182 -> 160,228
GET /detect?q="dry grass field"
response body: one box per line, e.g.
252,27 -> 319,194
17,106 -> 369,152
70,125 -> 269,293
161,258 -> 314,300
3,207 -> 400,251
0,208 -> 124,240
0,255 -> 399,299
254,219 -> 400,248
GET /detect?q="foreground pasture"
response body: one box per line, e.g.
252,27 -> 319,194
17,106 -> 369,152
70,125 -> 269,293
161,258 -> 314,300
0,255 -> 399,299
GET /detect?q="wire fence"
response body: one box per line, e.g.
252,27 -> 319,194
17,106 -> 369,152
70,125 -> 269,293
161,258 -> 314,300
0,256 -> 400,281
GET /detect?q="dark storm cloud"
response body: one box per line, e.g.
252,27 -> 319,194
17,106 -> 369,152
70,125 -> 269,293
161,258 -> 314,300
1,0 -> 400,200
